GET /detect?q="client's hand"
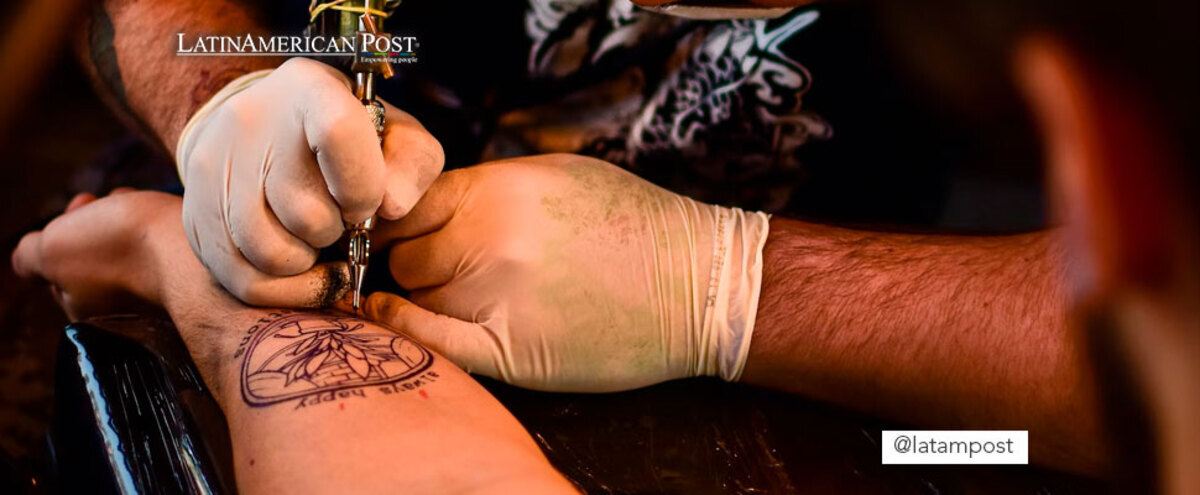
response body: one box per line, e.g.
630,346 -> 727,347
12,190 -> 349,320
12,190 -> 178,319
367,154 -> 771,392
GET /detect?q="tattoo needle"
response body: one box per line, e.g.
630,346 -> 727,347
346,11 -> 394,310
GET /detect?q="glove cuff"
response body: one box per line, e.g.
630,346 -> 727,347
174,69 -> 273,185
701,206 -> 771,382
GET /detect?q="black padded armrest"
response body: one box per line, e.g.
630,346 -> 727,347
51,315 -> 236,495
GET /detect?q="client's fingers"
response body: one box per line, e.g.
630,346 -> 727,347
12,231 -> 44,279
363,292 -> 503,379
109,187 -> 137,196
65,193 -> 97,212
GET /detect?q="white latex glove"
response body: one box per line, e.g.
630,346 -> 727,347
364,154 -> 770,392
175,57 -> 443,307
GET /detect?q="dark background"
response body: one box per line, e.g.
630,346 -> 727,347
0,54 -> 178,476
0,58 -> 109,465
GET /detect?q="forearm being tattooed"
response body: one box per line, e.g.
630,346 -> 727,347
184,308 -> 572,494
144,210 -> 574,494
80,0 -> 276,151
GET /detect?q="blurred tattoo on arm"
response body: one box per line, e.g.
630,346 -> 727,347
86,6 -> 126,108
78,0 -> 278,151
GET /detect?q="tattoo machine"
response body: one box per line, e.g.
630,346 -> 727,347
310,0 -> 397,309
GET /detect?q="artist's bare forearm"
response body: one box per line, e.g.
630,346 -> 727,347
80,0 -> 276,150
742,218 -> 1106,473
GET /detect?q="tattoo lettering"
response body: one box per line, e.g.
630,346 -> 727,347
377,371 -> 440,395
240,313 -> 433,407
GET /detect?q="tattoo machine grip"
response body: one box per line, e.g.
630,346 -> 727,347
345,8 -> 393,310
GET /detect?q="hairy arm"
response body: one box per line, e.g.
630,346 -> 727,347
742,218 -> 1107,474
80,0 -> 276,151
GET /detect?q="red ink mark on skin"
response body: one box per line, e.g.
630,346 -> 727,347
419,390 -> 428,399
339,403 -> 345,410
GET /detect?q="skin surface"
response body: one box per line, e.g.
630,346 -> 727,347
744,219 -> 1107,474
12,191 -> 576,494
81,0 -> 276,150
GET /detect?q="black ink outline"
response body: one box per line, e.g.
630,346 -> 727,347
240,314 -> 433,407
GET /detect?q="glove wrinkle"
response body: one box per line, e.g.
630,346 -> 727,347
366,156 -> 769,392
174,59 -> 443,307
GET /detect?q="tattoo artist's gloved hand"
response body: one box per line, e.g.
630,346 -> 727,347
175,57 -> 443,307
365,154 -> 770,392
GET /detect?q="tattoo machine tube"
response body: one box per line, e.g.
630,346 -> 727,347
310,0 -> 396,309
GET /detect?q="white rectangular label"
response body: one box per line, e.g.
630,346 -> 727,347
881,430 -> 1029,465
